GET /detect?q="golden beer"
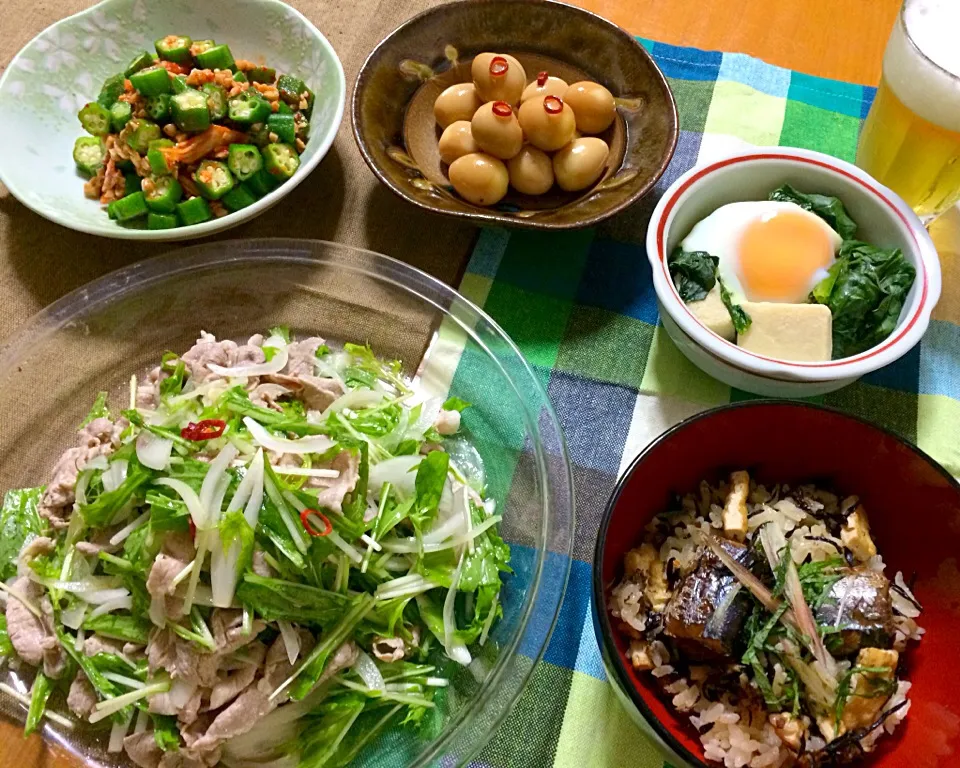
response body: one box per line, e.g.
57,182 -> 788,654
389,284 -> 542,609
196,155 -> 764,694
856,0 -> 960,222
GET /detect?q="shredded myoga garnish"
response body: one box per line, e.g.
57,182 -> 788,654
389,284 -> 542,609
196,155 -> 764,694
0,329 -> 510,767
609,471 -> 922,768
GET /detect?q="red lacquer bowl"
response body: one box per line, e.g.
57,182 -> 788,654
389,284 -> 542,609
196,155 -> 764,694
591,401 -> 960,768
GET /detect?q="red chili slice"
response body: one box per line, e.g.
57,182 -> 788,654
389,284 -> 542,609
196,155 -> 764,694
301,508 -> 333,537
180,419 -> 226,441
491,100 -> 512,117
543,95 -> 563,114
489,56 -> 509,77
537,70 -> 549,87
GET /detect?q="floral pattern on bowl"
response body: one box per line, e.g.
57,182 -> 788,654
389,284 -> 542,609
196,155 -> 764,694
0,0 -> 345,240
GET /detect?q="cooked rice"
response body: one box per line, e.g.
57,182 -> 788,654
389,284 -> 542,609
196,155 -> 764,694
608,475 -> 924,767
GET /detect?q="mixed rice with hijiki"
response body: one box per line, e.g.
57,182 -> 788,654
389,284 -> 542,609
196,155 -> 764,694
609,471 -> 923,767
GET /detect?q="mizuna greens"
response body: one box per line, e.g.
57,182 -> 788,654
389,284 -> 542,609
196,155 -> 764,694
0,330 -> 510,767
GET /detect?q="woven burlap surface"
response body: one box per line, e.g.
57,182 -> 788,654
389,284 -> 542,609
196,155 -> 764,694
0,0 -> 475,341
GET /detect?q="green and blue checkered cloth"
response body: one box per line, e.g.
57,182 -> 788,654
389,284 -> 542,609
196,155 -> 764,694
460,39 -> 960,768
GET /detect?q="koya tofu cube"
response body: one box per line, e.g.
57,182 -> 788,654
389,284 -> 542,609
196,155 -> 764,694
689,285 -> 735,341
737,302 -> 832,362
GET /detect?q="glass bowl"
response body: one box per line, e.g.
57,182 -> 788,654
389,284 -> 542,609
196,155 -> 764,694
0,239 -> 574,766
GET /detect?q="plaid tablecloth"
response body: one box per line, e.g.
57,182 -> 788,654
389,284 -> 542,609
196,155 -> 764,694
462,40 -> 960,768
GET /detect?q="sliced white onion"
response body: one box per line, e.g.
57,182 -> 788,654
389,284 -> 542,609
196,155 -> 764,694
211,450 -> 265,608
154,478 -> 206,529
85,455 -> 110,471
136,431 -> 174,471
369,456 -> 422,498
243,417 -> 334,456
76,588 -> 131,605
353,649 -> 385,693
479,593 -> 499,646
443,552 -> 464,654
321,389 -> 384,418
381,515 -> 503,554
458,486 -> 474,554
207,335 -> 289,378
102,460 -> 129,493
270,466 -> 340,479
199,444 -> 239,529
148,594 -> 166,628
423,512 -> 466,546
167,678 -> 197,710
109,510 -> 151,547
74,470 -> 91,508
89,595 -> 132,618
46,576 -> 122,593
277,620 -> 300,666
60,603 -> 87,630
75,627 -> 85,653
406,396 -> 442,439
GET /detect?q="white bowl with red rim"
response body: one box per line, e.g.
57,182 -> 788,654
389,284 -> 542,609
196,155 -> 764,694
646,147 -> 941,397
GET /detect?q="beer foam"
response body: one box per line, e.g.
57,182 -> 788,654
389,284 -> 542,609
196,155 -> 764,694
886,0 -> 960,131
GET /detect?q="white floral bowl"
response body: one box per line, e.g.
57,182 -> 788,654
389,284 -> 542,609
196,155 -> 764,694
0,0 -> 345,240
646,147 -> 942,397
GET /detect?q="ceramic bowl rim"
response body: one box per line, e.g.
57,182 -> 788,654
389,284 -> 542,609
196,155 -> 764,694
350,0 -> 679,230
590,399 -> 960,768
644,147 -> 942,382
0,0 -> 346,241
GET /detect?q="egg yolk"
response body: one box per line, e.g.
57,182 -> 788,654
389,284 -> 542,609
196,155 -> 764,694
737,211 -> 835,302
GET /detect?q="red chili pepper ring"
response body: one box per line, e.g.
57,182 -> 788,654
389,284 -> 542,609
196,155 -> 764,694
180,419 -> 227,441
536,70 -> 549,87
543,95 -> 563,114
491,100 -> 512,118
489,56 -> 509,77
301,508 -> 333,537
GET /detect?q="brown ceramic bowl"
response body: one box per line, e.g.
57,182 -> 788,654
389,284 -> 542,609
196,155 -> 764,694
352,0 -> 679,230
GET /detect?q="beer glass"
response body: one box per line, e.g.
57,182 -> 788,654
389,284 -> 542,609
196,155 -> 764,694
857,0 -> 960,223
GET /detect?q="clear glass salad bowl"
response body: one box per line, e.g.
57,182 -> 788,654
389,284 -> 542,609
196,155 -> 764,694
0,239 -> 574,767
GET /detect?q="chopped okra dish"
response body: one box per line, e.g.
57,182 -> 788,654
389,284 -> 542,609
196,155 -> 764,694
74,36 -> 315,229
0,330 -> 510,767
608,472 -> 923,767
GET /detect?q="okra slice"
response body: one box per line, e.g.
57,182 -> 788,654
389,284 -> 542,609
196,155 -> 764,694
267,112 -> 295,144
78,102 -> 112,137
277,74 -> 307,107
171,90 -> 211,132
147,212 -> 179,230
124,51 -> 155,77
129,65 -> 172,97
125,119 -> 162,153
222,184 -> 257,212
227,91 -> 271,125
147,139 -> 175,175
194,44 -> 235,72
176,196 -> 213,225
170,74 -> 189,94
145,94 -> 171,122
111,191 -> 149,221
144,175 -> 183,213
110,101 -> 133,132
262,143 -> 300,181
243,168 -> 278,197
248,66 -> 276,84
190,39 -> 216,57
227,144 -> 263,181
201,83 -> 228,121
72,137 -> 106,175
123,173 -> 141,196
97,74 -> 126,109
193,160 -> 236,200
155,35 -> 193,64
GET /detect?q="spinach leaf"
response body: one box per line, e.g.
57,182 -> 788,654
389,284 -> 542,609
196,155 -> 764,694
151,714 -> 180,752
79,391 -> 110,429
459,504 -> 511,593
667,248 -> 718,302
769,184 -> 858,240
456,583 -> 502,645
82,613 -> 151,644
811,240 -> 916,358
409,451 -> 449,532
718,277 -> 752,334
0,487 -> 45,582
80,448 -> 154,527
25,672 -> 53,736
442,396 -> 471,413
0,615 -> 12,657
235,572 -> 350,626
